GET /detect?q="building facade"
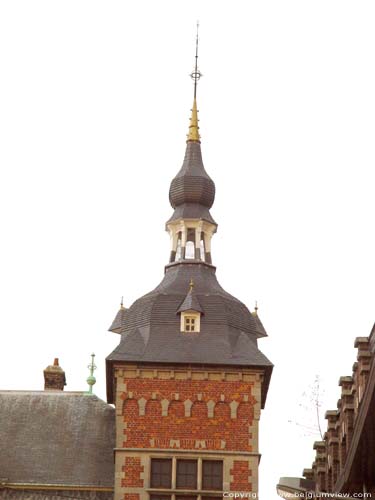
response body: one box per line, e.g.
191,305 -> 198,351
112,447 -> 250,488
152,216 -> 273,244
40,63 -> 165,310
277,324 -> 375,498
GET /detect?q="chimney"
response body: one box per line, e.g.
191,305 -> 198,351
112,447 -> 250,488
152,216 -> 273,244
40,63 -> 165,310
44,358 -> 66,390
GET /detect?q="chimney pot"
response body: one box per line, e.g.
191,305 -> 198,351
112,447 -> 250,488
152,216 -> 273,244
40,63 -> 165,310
44,358 -> 66,391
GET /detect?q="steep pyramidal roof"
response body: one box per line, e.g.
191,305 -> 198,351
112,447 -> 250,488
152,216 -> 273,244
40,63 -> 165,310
109,300 -> 128,334
177,279 -> 204,313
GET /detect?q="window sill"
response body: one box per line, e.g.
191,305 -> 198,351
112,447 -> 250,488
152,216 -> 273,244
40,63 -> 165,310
147,488 -> 223,495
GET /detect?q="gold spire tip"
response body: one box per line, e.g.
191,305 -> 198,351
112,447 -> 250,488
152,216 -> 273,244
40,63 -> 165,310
187,98 -> 200,142
189,278 -> 194,291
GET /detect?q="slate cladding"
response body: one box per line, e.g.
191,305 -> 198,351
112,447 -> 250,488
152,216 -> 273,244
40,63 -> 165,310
177,283 -> 203,313
168,141 -> 216,224
0,391 -> 115,488
107,262 -> 272,405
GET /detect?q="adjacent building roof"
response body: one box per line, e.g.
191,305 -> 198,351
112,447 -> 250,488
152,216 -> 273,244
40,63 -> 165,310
0,391 -> 115,487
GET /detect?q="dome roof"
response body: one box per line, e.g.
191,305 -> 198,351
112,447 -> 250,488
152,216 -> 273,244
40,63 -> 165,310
107,262 -> 272,404
169,141 -> 215,210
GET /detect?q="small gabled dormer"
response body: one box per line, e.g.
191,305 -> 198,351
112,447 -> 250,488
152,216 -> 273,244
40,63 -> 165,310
177,279 -> 203,333
108,298 -> 128,334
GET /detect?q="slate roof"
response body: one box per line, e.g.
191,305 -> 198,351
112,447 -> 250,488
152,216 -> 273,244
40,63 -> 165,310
177,285 -> 204,313
168,141 -> 216,224
109,305 -> 128,333
107,262 -> 273,406
0,391 -> 115,487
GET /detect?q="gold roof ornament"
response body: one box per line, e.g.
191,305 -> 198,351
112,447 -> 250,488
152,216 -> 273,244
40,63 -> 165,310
187,98 -> 200,142
189,278 -> 195,291
252,301 -> 259,317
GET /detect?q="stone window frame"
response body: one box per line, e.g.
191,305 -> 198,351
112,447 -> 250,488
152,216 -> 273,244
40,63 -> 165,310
151,458 -> 173,488
148,456 -> 223,499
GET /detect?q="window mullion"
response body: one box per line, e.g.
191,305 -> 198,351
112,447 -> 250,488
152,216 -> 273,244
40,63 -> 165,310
197,457 -> 202,490
172,457 -> 177,489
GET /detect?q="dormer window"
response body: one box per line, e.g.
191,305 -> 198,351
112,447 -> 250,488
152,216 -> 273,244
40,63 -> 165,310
177,279 -> 203,334
181,312 -> 200,333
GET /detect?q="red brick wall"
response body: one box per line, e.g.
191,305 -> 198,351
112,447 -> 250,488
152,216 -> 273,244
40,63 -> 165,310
230,460 -> 252,491
124,495 -> 139,500
122,457 -> 144,488
119,377 -> 257,452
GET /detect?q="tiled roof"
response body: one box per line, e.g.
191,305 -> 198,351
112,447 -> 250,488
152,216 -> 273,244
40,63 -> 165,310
0,391 -> 115,487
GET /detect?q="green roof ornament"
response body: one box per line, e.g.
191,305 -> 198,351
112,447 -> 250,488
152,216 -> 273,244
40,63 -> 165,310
86,353 -> 97,395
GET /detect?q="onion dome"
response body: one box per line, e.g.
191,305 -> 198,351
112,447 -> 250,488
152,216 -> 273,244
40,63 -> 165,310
168,100 -> 216,224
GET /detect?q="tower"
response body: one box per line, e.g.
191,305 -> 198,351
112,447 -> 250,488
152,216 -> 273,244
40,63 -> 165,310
106,33 -> 272,500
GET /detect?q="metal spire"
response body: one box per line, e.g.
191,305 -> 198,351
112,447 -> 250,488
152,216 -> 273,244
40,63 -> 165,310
86,353 -> 97,395
187,22 -> 202,142
191,21 -> 201,99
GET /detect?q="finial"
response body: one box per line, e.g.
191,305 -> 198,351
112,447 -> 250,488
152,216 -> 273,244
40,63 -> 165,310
190,21 -> 201,99
189,278 -> 194,291
86,353 -> 97,395
251,301 -> 259,317
187,22 -> 201,143
120,296 -> 125,310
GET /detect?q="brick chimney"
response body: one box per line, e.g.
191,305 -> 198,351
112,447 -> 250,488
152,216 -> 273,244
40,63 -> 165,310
44,358 -> 66,390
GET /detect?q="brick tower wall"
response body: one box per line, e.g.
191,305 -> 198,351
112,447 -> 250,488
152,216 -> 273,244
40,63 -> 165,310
113,365 -> 263,500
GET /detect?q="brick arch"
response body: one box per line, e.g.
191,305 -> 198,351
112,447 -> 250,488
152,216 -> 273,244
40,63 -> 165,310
123,398 -> 138,419
169,400 -> 184,418
146,399 -> 162,417
237,401 -> 252,420
214,401 -> 230,418
191,400 -> 207,418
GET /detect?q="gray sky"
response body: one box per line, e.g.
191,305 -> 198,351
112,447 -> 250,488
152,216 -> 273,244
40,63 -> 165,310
0,1 -> 374,498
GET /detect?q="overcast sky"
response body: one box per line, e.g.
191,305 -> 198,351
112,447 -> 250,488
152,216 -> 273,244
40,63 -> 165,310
0,1 -> 374,498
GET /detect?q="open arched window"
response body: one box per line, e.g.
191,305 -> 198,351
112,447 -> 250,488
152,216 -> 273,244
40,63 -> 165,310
185,241 -> 195,259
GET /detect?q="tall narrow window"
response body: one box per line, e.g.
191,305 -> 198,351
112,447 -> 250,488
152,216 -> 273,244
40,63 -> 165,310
151,459 -> 172,488
200,238 -> 205,261
202,460 -> 223,490
176,459 -> 197,489
185,241 -> 195,259
175,237 -> 182,261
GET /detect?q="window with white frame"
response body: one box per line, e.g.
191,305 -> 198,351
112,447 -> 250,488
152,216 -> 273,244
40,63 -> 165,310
180,312 -> 201,333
